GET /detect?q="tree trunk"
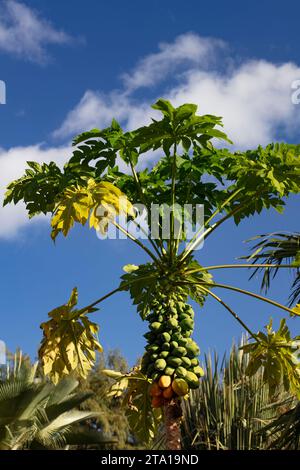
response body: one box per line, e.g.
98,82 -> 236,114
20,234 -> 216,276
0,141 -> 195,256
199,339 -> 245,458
164,400 -> 183,450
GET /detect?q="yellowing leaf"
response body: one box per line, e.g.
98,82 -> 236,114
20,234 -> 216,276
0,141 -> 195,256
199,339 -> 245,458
50,179 -> 135,240
291,304 -> 300,316
39,288 -> 103,383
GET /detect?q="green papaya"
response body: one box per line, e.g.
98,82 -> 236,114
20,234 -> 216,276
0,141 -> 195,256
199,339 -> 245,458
181,357 -> 191,368
168,318 -> 178,329
160,350 -> 169,359
150,322 -> 162,331
176,366 -> 187,378
172,346 -> 187,357
167,356 -> 182,367
194,366 -> 204,377
154,358 -> 167,371
164,366 -> 175,376
180,318 -> 194,331
185,371 -> 199,389
161,332 -> 171,343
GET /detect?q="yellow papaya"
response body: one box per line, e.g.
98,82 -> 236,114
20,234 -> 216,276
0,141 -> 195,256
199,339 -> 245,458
158,375 -> 171,389
172,378 -> 189,396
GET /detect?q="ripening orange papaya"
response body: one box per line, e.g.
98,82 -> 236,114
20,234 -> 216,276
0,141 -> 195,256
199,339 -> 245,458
158,375 -> 171,389
151,396 -> 164,408
162,385 -> 174,399
149,382 -> 162,397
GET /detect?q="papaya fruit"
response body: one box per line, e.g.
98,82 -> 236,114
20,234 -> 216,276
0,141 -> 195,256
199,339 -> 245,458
151,396 -> 164,408
185,371 -> 199,389
168,318 -> 178,329
193,366 -> 204,377
160,350 -> 169,359
154,358 -> 167,371
176,366 -> 187,378
180,318 -> 194,331
167,356 -> 182,367
172,378 -> 189,396
164,366 -> 175,376
162,385 -> 174,399
172,346 -> 187,357
158,375 -> 171,388
181,357 -> 191,368
150,322 -> 162,331
161,332 -> 171,343
149,382 -> 161,397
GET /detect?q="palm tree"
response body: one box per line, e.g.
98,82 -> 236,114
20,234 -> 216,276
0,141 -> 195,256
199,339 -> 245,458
0,351 -> 112,450
245,232 -> 300,306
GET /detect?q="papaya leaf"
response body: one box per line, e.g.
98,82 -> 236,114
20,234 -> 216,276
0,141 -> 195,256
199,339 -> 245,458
242,318 -> 300,399
39,288 -> 103,383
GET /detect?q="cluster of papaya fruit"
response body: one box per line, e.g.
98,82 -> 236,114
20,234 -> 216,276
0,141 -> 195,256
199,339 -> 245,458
141,290 -> 204,408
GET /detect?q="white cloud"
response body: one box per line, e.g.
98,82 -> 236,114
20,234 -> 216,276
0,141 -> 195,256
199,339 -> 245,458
0,144 -> 69,238
53,90 -> 151,139
122,33 -> 225,92
54,33 -> 300,149
3,33 -> 300,239
0,0 -> 73,63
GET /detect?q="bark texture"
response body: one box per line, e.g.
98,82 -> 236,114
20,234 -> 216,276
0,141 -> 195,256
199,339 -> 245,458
164,400 -> 183,450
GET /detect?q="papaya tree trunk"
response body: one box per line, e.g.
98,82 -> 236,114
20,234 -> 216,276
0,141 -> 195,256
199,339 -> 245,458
164,400 -> 183,450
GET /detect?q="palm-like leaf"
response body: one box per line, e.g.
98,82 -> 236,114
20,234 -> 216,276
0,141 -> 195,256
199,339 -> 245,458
0,354 -> 109,450
245,232 -> 300,306
180,338 -> 294,450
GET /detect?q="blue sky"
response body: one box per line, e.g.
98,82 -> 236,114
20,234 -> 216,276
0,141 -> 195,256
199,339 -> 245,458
0,0 -> 300,366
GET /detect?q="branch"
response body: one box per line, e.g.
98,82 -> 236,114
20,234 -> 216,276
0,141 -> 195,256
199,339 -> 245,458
202,281 -> 297,316
198,284 -> 258,339
186,263 -> 293,275
112,220 -> 160,265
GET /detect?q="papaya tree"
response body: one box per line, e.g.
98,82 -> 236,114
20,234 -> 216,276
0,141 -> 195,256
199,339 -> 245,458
4,99 -> 300,449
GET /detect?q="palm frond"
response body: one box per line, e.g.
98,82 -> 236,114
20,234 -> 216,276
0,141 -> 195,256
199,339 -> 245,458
245,232 -> 300,305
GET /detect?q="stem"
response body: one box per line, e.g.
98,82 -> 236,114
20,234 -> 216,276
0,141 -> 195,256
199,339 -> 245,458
112,220 -> 159,265
79,274 -> 158,315
170,142 -> 177,263
198,285 -> 257,339
131,219 -> 163,260
182,188 -> 243,257
186,263 -> 293,275
205,282 -> 297,316
127,152 -> 163,256
180,204 -> 244,263
164,401 -> 182,450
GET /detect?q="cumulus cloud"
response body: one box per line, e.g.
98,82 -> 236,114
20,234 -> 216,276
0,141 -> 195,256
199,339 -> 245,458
54,33 -> 300,149
0,0 -> 73,63
0,145 -> 69,238
3,32 -> 300,239
122,33 -> 225,92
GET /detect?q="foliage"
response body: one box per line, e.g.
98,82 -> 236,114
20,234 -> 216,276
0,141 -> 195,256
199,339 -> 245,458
241,319 -> 300,398
0,353 -> 109,450
180,339 -> 295,450
77,350 -> 142,449
245,232 -> 300,306
39,288 -> 103,383
51,178 -> 135,240
102,367 -> 162,445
